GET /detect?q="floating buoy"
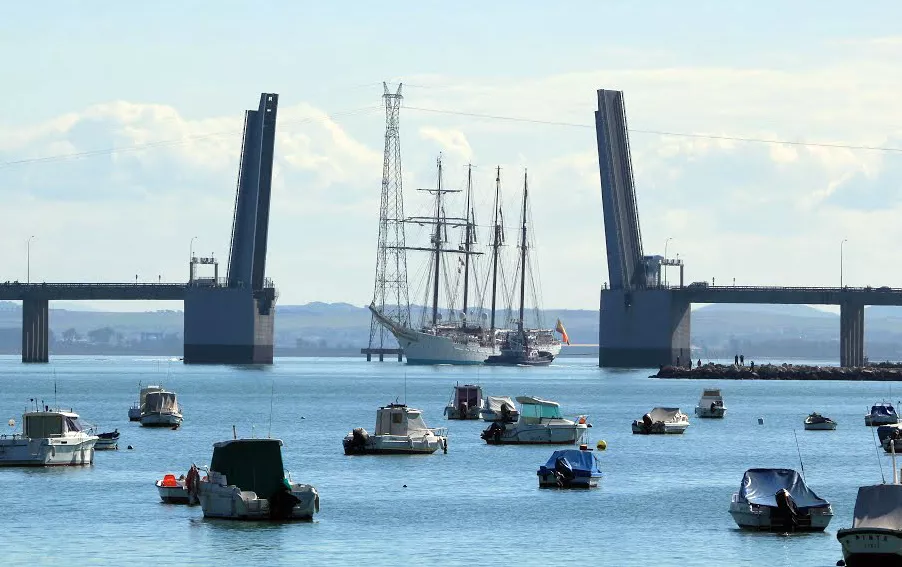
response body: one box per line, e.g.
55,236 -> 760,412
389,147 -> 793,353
7,419 -> 14,427
402,484 -> 407,488
596,440 -> 607,451
127,445 -> 134,450
758,417 -> 764,425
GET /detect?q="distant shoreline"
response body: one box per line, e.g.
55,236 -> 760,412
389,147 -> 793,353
654,363 -> 902,381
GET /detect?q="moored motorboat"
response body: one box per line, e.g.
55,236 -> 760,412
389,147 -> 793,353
140,389 -> 183,428
537,446 -> 603,488
694,389 -> 726,418
156,473 -> 190,504
878,425 -> 902,453
129,384 -> 162,421
343,403 -> 448,455
198,438 -> 319,520
444,383 -> 482,420
632,408 -> 690,434
837,482 -> 902,565
866,402 -> 900,426
480,396 -> 589,445
729,468 -> 833,532
95,429 -> 120,450
0,406 -> 98,466
804,413 -> 837,431
480,396 -> 519,423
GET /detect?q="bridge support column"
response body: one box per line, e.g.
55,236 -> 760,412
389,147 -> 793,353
22,298 -> 49,363
840,302 -> 865,367
599,288 -> 691,368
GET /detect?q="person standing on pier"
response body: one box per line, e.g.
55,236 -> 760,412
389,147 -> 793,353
734,354 -> 739,366
740,354 -> 745,366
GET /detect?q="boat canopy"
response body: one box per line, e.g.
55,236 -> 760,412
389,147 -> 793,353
24,414 -> 63,438
700,389 -> 722,398
852,484 -> 902,529
541,450 -> 601,474
210,439 -> 286,499
876,424 -> 902,443
139,385 -> 163,405
375,404 -> 431,435
645,408 -> 684,423
738,468 -> 830,509
144,391 -> 178,413
454,384 -> 482,407
517,397 -> 563,420
871,402 -> 897,417
485,396 -> 517,413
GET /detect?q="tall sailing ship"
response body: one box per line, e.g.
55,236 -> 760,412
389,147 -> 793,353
369,158 -> 563,365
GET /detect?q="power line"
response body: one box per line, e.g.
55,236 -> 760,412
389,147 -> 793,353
403,105 -> 902,154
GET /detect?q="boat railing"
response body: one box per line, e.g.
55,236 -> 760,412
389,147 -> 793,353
429,427 -> 448,438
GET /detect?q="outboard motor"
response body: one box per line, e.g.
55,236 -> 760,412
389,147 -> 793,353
458,401 -> 469,419
554,456 -> 575,487
500,402 -> 514,423
344,427 -> 370,454
773,488 -> 804,531
269,483 -> 301,520
481,422 -> 505,443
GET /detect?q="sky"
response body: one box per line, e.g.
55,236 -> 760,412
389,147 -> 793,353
2,1 -> 902,312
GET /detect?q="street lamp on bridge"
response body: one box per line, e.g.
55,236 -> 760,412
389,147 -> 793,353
664,237 -> 673,287
841,239 -> 848,288
26,236 -> 35,284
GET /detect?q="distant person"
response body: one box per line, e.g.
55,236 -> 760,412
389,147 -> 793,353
697,359 -> 702,368
740,354 -> 745,366
750,361 -> 755,371
734,354 -> 739,365
676,356 -> 680,367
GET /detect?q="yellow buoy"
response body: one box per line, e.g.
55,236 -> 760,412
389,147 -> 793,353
596,440 -> 607,451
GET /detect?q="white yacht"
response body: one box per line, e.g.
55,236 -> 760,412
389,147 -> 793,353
444,383 -> 483,420
343,403 -> 448,455
865,402 -> 900,426
156,473 -> 190,504
804,413 -> 837,431
198,438 -> 319,520
480,396 -> 519,423
694,389 -> 726,418
480,396 -> 589,445
140,389 -> 183,428
0,406 -> 98,466
729,468 -> 833,532
129,384 -> 163,421
632,407 -> 690,434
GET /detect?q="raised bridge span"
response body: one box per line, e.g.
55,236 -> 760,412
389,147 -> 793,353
595,88 -> 900,368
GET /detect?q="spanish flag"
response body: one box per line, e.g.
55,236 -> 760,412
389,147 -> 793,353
555,319 -> 570,345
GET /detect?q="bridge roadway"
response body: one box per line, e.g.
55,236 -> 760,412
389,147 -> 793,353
0,282 -> 187,301
674,285 -> 902,306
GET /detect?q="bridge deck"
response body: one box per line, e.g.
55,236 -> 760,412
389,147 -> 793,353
0,283 -> 188,301
673,285 -> 902,306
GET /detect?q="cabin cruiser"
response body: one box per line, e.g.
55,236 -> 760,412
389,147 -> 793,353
694,389 -> 726,418
480,396 -> 519,423
140,389 -> 183,428
0,406 -> 98,466
632,408 -> 690,434
156,473 -> 190,504
343,403 -> 448,455
94,429 -> 120,450
866,402 -> 900,426
837,479 -> 902,565
537,446 -> 603,488
129,384 -> 162,421
444,383 -> 482,420
729,468 -> 833,532
877,425 -> 902,453
198,439 -> 319,520
480,396 -> 589,445
804,413 -> 837,431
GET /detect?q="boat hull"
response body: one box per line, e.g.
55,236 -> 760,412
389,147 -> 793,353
444,406 -> 480,420
95,439 -> 118,450
0,437 -> 96,466
805,421 -> 837,431
198,481 -> 319,520
694,407 -> 726,418
631,422 -> 690,434
838,527 -> 902,566
866,416 -> 900,426
482,423 -> 588,445
398,331 -> 496,365
156,480 -> 190,504
128,407 -> 141,422
729,502 -> 832,532
343,433 -> 446,455
140,412 -> 183,427
537,471 -> 601,488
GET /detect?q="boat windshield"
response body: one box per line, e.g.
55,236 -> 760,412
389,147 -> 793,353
24,414 -> 63,438
521,403 -> 562,420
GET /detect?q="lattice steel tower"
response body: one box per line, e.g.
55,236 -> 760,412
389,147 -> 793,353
365,82 -> 410,360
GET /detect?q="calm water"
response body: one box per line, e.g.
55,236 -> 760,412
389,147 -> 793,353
0,355 -> 896,566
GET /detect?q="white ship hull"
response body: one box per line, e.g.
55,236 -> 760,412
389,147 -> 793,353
483,422 -> 588,445
838,527 -> 902,564
0,436 -> 97,467
397,329 -> 496,365
729,501 -> 833,531
199,479 -> 319,520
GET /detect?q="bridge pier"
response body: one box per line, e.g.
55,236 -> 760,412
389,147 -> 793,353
840,301 -> 865,367
22,298 -> 49,363
600,288 -> 691,367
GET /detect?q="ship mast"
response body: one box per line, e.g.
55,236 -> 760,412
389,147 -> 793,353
489,166 -> 502,333
461,164 -> 474,324
430,159 -> 444,327
517,170 -> 529,340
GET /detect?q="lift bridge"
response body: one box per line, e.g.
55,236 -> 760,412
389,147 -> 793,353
595,88 -> 902,368
2,93 -> 279,364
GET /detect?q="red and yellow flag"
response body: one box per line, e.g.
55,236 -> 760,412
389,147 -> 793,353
555,319 -> 570,345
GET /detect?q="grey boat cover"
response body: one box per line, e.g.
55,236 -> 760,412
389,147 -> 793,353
485,396 -> 517,413
646,407 -> 683,423
738,468 -> 830,509
852,484 -> 902,529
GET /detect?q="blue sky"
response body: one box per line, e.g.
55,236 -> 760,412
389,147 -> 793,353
2,1 -> 902,311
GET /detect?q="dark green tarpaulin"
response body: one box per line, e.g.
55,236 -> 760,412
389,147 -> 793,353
210,439 -> 286,499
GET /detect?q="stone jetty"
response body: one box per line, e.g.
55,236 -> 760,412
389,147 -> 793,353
654,362 -> 902,381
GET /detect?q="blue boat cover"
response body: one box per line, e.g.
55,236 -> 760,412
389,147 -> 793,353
872,403 -> 897,417
540,450 -> 602,475
877,425 -> 902,443
738,468 -> 830,509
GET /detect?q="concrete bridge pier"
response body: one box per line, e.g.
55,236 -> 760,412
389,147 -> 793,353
840,301 -> 865,367
599,288 -> 691,367
22,298 -> 49,363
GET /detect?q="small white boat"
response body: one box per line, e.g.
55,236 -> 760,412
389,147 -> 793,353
198,438 -> 319,520
156,473 -> 190,504
129,384 -> 162,422
0,406 -> 98,466
694,389 -> 726,418
94,429 -> 120,450
837,483 -> 902,565
537,446 -> 603,488
804,413 -> 837,431
632,407 -> 690,434
866,402 -> 900,426
343,403 -> 448,455
444,383 -> 482,420
729,468 -> 833,532
479,396 -> 519,423
480,396 -> 589,445
140,389 -> 183,428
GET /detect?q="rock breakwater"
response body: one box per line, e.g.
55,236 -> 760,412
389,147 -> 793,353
654,363 -> 902,381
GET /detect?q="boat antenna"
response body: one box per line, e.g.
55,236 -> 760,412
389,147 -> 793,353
893,434 -> 899,485
232,424 -> 237,440
268,381 -> 274,439
53,371 -> 57,409
792,429 -> 806,482
871,418 -> 886,483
